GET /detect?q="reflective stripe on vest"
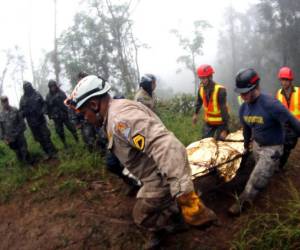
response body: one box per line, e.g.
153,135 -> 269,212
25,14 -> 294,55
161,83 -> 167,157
200,84 -> 224,125
237,95 -> 244,106
276,86 -> 300,120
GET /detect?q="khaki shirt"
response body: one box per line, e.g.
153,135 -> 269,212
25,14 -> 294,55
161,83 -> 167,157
134,88 -> 155,111
105,99 -> 194,199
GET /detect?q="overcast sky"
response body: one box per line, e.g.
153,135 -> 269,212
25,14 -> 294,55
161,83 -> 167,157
0,0 -> 257,105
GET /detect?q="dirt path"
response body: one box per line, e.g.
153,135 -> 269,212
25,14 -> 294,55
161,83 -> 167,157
0,146 -> 300,250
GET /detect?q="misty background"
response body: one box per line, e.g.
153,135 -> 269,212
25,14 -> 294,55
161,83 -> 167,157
0,0 -> 299,108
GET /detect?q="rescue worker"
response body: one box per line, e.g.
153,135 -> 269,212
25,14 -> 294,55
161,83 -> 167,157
276,67 -> 299,169
134,74 -> 156,111
228,68 -> 300,216
66,75 -> 217,249
0,96 -> 31,164
192,64 -> 230,140
19,81 -> 57,159
46,79 -> 78,147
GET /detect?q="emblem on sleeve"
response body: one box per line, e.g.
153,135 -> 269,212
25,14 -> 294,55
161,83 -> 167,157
132,134 -> 145,151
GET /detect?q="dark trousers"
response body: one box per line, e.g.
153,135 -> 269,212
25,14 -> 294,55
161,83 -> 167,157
30,122 -> 57,156
9,134 -> 30,163
279,134 -> 298,169
53,117 -> 78,143
202,123 -> 227,140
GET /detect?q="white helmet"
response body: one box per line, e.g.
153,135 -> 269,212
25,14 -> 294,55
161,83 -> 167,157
67,75 -> 111,110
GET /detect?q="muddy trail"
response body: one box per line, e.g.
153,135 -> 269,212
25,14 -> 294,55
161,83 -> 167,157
0,145 -> 300,250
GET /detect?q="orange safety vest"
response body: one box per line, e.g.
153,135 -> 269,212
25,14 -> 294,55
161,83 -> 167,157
200,84 -> 225,125
276,86 -> 300,120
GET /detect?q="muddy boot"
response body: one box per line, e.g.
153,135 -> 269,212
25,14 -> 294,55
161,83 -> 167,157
228,194 -> 253,216
192,206 -> 218,226
144,232 -> 162,250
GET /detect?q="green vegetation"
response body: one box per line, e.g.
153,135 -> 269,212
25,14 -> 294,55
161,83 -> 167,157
157,94 -> 203,145
0,121 -> 105,202
232,182 -> 300,249
1,95 -> 300,249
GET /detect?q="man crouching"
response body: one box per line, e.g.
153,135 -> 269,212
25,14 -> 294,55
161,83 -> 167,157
65,75 -> 217,249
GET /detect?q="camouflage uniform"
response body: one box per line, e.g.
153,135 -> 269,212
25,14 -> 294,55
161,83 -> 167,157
46,88 -> 78,145
0,105 -> 30,163
105,98 -> 194,231
242,142 -> 283,200
19,83 -> 57,158
134,88 -> 155,111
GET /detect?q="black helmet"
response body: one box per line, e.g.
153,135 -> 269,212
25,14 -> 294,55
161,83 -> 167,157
140,74 -> 156,84
235,68 -> 260,94
139,74 -> 156,97
23,81 -> 34,95
48,79 -> 58,88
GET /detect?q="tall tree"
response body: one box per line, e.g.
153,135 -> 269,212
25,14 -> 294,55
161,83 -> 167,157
0,50 -> 14,96
53,0 -> 61,83
171,20 -> 211,94
59,0 -> 142,95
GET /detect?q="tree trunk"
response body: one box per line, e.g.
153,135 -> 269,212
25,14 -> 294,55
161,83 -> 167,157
53,0 -> 60,83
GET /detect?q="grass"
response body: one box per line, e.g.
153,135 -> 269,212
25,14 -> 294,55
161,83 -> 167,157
156,103 -> 203,146
0,121 -> 105,201
231,181 -> 300,250
56,178 -> 88,195
1,97 -> 300,249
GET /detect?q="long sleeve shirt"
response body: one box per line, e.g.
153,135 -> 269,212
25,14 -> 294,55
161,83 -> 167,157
239,93 -> 300,148
194,82 -> 229,124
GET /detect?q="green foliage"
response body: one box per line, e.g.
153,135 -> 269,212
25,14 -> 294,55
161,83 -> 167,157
0,165 -> 29,202
57,146 -> 104,178
171,20 -> 211,94
217,0 -> 300,96
232,182 -> 300,250
156,96 -> 203,145
59,0 -> 140,95
0,122 -> 104,201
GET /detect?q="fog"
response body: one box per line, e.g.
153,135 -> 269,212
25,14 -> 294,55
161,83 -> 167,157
0,0 -> 286,106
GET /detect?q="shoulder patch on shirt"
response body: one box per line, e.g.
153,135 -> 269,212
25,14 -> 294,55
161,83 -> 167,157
115,121 -> 131,139
132,134 -> 145,151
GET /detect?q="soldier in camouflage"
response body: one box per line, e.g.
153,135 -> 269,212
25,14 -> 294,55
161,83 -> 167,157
0,96 -> 31,164
46,80 -> 78,147
19,81 -> 57,159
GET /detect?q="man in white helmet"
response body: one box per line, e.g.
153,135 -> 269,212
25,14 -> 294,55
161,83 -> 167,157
65,75 -> 216,249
